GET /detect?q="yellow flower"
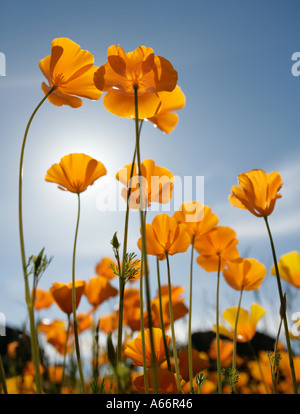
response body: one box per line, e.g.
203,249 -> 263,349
39,37 -> 102,108
223,257 -> 266,291
229,169 -> 283,217
94,44 -> 178,119
271,251 -> 300,288
45,153 -> 107,193
216,304 -> 266,343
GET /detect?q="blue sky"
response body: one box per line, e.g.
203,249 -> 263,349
0,0 -> 300,349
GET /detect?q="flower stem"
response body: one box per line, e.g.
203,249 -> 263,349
140,213 -> 149,394
165,252 -> 182,393
231,286 -> 243,394
0,353 -> 7,394
156,257 -> 172,372
18,86 -> 55,394
61,314 -> 71,390
72,193 -> 85,394
264,216 -> 297,394
188,236 -> 195,393
133,84 -> 158,393
216,253 -> 222,394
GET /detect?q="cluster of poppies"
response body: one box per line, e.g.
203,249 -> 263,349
2,37 -> 299,395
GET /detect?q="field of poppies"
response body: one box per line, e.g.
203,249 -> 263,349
1,37 -> 299,396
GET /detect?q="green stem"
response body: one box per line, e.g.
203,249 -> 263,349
264,216 -> 297,394
0,353 -> 7,394
60,314 -> 71,390
72,193 -> 85,394
188,236 -> 195,393
231,286 -> 243,394
156,257 -> 172,372
18,86 -> 55,394
248,341 -> 269,394
133,84 -> 158,393
140,212 -> 149,394
166,252 -> 182,393
271,317 -> 283,394
216,253 -> 222,394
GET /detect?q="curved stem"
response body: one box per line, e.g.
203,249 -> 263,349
133,84 -> 157,393
188,236 -> 195,393
216,253 -> 222,394
156,257 -> 172,372
166,252 -> 182,393
264,216 -> 297,394
18,86 -> 55,394
231,286 -> 243,394
72,193 -> 85,393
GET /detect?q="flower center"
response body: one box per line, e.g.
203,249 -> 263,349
52,73 -> 65,87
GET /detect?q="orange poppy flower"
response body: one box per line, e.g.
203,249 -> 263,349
46,324 -> 74,355
151,285 -> 188,328
93,44 -> 178,119
174,201 -> 219,242
147,86 -> 186,134
73,313 -> 93,334
50,280 -> 86,315
124,328 -> 171,367
45,153 -> 107,194
7,341 -> 19,358
39,37 -> 102,108
84,276 -> 118,309
33,288 -> 54,310
216,304 -> 266,343
208,338 -> 234,364
95,257 -> 117,280
134,368 -> 184,394
98,311 -> 119,334
229,169 -> 283,217
179,348 -> 210,382
116,159 -> 174,210
122,287 -> 148,331
48,366 -> 64,384
271,251 -> 300,289
138,213 -> 191,261
223,257 -> 266,291
195,226 -> 239,272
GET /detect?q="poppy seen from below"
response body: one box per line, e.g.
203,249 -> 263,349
45,153 -> 107,193
39,37 -> 102,108
94,44 -> 178,119
223,257 -> 266,291
50,281 -> 86,315
271,251 -> 300,289
137,213 -> 191,261
229,169 -> 283,217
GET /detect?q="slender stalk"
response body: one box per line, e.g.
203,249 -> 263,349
72,193 -> 85,394
18,86 -> 55,394
156,257 -> 172,372
271,317 -> 283,394
230,286 -> 243,394
0,354 -> 7,394
247,341 -> 269,394
188,236 -> 195,393
165,252 -> 182,393
133,84 -> 158,392
139,214 -> 149,394
264,216 -> 297,394
60,314 -> 71,390
216,253 -> 222,394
